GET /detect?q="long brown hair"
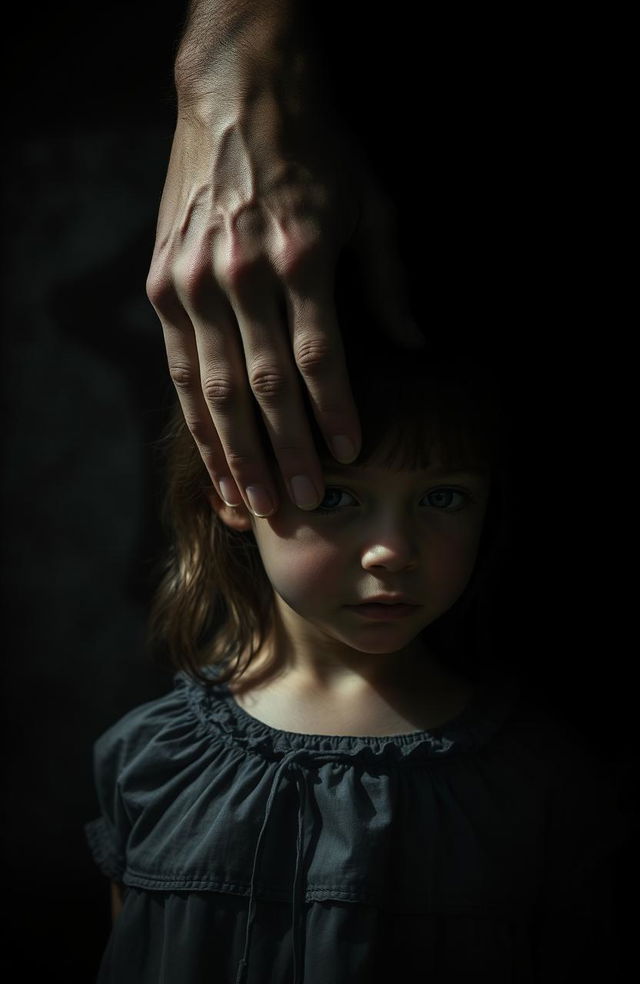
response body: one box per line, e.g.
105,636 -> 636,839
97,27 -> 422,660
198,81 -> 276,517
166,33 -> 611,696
146,326 -> 513,689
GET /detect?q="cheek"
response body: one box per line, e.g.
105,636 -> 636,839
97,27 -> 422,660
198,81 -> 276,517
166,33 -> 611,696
426,531 -> 481,595
257,531 -> 342,602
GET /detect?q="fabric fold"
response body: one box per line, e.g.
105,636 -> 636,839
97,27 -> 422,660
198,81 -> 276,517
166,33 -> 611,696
84,664 -> 632,982
84,815 -> 125,882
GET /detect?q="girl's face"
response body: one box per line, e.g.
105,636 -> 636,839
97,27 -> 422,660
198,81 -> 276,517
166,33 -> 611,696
211,448 -> 491,685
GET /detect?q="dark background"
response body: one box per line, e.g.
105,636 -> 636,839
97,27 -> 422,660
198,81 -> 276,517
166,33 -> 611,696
2,3 -> 635,979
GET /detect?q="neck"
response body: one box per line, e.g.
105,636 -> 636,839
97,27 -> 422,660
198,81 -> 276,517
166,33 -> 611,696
232,625 -> 465,703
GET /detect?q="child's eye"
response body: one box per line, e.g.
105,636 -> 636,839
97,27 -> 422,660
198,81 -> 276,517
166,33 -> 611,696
426,488 -> 470,512
313,486 -> 471,515
315,487 -> 358,513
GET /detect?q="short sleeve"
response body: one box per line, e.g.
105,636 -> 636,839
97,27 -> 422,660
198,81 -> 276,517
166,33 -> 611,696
84,723 -> 132,882
82,680 -> 193,883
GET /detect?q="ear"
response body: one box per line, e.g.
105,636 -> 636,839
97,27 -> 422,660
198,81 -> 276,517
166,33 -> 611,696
204,487 -> 254,532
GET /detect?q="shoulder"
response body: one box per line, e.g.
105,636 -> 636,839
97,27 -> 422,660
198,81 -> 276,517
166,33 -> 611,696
91,672 -> 198,777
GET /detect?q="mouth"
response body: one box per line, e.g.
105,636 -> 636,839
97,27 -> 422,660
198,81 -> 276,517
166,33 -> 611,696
345,603 -> 420,620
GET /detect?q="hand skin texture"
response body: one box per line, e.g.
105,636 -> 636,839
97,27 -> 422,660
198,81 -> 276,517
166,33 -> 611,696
147,0 -> 425,518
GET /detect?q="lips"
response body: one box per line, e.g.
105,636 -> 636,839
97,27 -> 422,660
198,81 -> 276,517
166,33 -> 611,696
359,602 -> 417,607
346,602 -> 419,620
354,598 -> 418,606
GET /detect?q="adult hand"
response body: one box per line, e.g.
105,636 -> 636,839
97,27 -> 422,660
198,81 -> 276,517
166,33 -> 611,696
147,1 -> 425,518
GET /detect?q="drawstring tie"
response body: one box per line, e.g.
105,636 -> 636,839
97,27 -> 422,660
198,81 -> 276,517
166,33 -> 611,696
234,747 -> 356,984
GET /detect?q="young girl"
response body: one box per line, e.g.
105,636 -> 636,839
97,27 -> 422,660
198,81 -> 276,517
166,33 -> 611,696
84,327 -> 630,983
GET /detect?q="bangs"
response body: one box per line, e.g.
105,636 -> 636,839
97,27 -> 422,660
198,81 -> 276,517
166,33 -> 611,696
312,339 -> 504,477
250,314 -> 506,481
317,389 -> 497,475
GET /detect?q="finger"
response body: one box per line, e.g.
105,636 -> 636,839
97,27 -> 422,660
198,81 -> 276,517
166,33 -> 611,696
259,175 -> 363,472
226,272 -> 329,512
285,272 -> 363,468
152,279 -> 248,509
173,253 -> 286,518
147,262 -> 237,498
163,317 -> 248,503
194,310 -> 295,518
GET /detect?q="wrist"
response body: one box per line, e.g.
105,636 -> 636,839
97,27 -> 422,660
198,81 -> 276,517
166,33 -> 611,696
175,0 -> 318,107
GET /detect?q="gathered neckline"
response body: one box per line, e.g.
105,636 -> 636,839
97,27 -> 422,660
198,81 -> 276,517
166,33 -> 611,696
179,664 -> 524,759
223,679 -> 478,742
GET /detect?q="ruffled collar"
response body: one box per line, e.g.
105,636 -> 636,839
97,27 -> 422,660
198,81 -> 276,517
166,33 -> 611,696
179,664 -> 524,764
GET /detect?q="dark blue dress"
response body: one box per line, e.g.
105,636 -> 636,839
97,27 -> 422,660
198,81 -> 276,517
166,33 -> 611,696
85,666 -> 629,983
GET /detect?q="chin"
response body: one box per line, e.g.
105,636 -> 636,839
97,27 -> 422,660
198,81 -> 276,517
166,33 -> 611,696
342,634 -> 422,656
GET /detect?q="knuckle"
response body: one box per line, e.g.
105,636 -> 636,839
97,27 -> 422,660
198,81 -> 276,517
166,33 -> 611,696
168,362 -> 196,391
278,231 -> 322,282
248,365 -> 288,401
214,253 -> 261,294
146,270 -> 176,315
220,447 -> 257,473
183,414 -> 213,448
201,374 -> 235,412
176,256 -> 212,304
294,336 -> 332,375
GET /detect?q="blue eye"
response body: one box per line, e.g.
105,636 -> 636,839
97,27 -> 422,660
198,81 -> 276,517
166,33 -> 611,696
426,488 -> 468,511
315,487 -> 357,513
313,486 -> 471,515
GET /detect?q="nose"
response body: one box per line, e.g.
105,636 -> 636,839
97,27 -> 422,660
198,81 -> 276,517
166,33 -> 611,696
361,527 -> 419,573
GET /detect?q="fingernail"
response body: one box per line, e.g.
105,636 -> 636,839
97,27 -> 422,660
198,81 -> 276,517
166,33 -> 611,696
246,485 -> 275,517
290,475 -> 320,510
330,435 -> 357,464
218,476 -> 243,507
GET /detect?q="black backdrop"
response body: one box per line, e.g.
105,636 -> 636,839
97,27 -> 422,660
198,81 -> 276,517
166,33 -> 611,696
2,4 -> 636,979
